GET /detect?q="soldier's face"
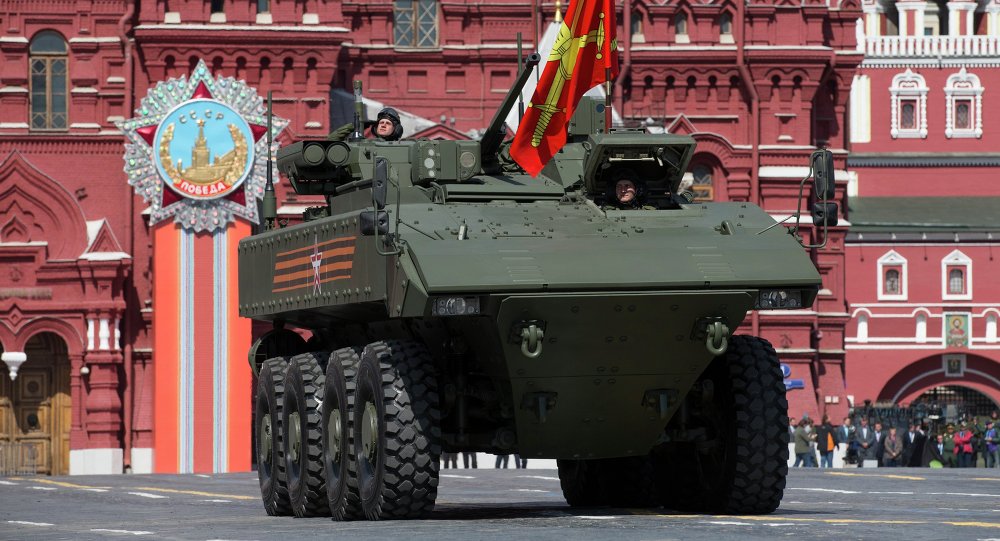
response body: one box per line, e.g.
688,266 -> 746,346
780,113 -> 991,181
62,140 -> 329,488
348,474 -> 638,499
376,118 -> 394,136
616,180 -> 636,203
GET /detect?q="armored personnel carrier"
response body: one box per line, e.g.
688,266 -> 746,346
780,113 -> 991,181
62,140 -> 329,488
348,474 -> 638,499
239,54 -> 838,520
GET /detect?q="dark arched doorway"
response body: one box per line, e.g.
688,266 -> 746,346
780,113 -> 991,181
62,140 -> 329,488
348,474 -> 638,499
0,332 -> 71,475
911,385 -> 999,420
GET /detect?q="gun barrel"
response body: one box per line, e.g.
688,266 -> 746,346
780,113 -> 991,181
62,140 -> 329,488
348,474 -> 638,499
351,80 -> 365,141
480,53 -> 541,162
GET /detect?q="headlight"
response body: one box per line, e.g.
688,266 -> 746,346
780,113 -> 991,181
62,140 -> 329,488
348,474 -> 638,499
754,289 -> 803,310
431,296 -> 481,316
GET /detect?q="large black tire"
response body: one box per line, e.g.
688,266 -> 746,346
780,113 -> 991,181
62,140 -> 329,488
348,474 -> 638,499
323,347 -> 362,520
557,459 -> 605,507
283,352 -> 330,517
653,335 -> 788,514
598,456 -> 658,508
350,340 -> 441,520
255,357 -> 291,516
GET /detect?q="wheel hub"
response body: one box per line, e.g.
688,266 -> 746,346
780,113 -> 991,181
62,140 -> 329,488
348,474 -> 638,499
259,415 -> 272,463
288,411 -> 301,463
327,408 -> 342,462
362,401 -> 379,461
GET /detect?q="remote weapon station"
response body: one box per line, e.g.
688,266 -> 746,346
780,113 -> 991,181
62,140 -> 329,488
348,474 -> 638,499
240,53 -> 839,519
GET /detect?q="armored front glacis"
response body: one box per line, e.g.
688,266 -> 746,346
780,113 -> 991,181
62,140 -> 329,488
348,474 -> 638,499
240,79 -> 829,519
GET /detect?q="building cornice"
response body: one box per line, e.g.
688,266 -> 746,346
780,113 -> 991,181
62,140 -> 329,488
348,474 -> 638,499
848,153 -> 1000,167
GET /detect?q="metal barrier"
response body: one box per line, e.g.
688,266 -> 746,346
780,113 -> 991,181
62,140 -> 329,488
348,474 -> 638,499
0,442 -> 39,476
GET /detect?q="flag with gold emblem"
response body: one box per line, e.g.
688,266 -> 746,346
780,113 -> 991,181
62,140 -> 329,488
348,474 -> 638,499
510,0 -> 618,177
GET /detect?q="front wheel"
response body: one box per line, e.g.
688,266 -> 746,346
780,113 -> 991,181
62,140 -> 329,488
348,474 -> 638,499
351,340 -> 441,520
653,335 -> 788,514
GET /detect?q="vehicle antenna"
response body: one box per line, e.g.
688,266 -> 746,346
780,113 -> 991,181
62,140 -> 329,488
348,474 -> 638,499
517,32 -> 525,120
263,90 -> 277,231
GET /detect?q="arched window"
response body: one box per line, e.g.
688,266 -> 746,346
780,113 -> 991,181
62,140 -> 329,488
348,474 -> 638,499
945,68 -> 983,139
29,31 -> 68,130
948,268 -> 965,294
890,69 -> 928,139
691,164 -> 713,202
631,10 -> 644,37
857,313 -> 869,343
884,269 -> 900,294
719,12 -> 733,43
916,313 -> 927,343
675,13 -> 689,43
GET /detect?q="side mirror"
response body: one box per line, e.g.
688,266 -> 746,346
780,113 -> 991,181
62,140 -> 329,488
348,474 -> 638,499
360,209 -> 389,236
373,157 -> 388,209
810,149 -> 836,201
811,202 -> 839,227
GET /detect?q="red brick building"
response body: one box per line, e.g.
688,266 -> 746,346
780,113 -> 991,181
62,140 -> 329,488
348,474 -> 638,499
843,0 -> 1000,418
0,0 -> 863,475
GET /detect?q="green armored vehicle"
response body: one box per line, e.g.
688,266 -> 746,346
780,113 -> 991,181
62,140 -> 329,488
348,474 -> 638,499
240,55 -> 838,520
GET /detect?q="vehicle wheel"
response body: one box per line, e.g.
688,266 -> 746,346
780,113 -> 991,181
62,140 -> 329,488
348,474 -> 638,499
598,456 -> 658,508
323,347 -> 363,520
351,340 -> 441,520
283,351 -> 331,517
653,335 -> 788,514
255,357 -> 291,516
557,459 -> 605,507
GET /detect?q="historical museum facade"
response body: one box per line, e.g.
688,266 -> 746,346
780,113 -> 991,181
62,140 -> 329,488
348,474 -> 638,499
4,0 -> 989,476
844,0 -> 1000,417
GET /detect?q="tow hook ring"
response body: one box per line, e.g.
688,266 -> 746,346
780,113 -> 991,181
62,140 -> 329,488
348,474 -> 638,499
705,321 -> 730,356
520,324 -> 545,359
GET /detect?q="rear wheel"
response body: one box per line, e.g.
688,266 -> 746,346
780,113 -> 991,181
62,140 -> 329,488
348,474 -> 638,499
653,335 -> 788,514
557,459 -> 604,507
323,347 -> 362,520
351,340 -> 441,520
255,357 -> 291,516
283,352 -> 330,517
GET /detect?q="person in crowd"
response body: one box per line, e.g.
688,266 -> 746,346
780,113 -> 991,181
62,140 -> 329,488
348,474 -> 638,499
883,426 -> 904,467
441,451 -> 458,469
856,417 -> 877,467
789,417 -> 798,440
873,421 -> 886,467
495,454 -> 510,469
904,421 -> 927,467
955,421 -> 975,468
839,417 -> 857,464
816,415 -> 837,468
930,434 -> 947,466
463,452 -> 478,469
984,420 -> 998,468
515,455 -> 528,469
973,416 -> 986,467
942,423 -> 958,468
793,418 -> 817,467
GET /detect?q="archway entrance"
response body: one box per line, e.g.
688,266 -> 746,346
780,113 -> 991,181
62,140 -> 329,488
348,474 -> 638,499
911,385 -> 999,420
0,333 -> 71,475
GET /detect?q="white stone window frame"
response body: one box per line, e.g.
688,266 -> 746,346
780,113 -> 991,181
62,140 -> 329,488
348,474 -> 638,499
945,67 -> 983,139
890,69 -> 928,139
941,249 -> 972,301
877,250 -> 908,301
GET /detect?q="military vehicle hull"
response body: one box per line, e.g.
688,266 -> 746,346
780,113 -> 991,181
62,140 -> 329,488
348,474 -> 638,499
242,91 -> 834,518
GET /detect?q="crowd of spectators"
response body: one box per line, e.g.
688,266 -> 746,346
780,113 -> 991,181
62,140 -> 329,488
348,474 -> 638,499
790,408 -> 1000,468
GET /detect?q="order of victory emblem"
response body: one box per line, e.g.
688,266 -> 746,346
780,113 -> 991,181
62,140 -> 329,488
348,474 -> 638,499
117,60 -> 288,232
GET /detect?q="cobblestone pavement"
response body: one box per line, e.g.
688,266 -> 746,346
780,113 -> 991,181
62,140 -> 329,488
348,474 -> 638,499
1,468 -> 999,540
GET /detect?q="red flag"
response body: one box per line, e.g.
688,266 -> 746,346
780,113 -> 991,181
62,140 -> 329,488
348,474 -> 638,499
510,0 -> 618,177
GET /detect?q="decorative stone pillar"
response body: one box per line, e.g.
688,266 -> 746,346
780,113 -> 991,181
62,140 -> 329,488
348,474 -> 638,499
896,0 -> 927,37
862,0 -> 882,38
948,0 -> 977,36
987,2 -> 1000,36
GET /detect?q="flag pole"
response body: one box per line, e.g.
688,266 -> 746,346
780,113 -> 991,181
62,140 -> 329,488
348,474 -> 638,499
605,68 -> 612,133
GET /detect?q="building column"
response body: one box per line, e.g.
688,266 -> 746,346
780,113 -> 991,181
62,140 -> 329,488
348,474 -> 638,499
70,310 -> 124,475
985,2 -> 1000,36
862,0 -> 883,37
896,0 -> 927,37
948,0 -> 977,36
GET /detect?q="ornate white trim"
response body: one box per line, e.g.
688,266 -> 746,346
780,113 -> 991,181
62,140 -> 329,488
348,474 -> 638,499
877,250 -> 908,301
890,68 -> 928,138
941,249 -> 973,301
944,67 -> 983,138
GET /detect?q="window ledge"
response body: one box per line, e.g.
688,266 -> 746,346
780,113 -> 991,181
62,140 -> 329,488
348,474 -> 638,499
256,13 -> 273,24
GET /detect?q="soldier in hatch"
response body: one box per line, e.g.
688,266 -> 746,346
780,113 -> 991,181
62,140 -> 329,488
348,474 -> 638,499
603,169 -> 652,210
327,107 -> 404,142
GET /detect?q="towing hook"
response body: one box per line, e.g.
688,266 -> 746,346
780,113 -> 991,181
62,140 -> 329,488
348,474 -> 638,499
520,324 -> 545,359
705,320 -> 730,356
